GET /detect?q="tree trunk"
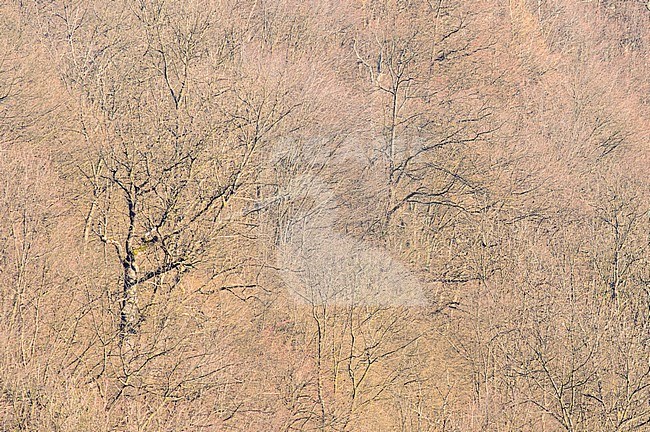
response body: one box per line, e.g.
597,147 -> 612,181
120,254 -> 139,341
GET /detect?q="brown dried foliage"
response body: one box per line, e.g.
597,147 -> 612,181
0,0 -> 649,431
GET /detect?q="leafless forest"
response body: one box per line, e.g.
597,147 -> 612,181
1,0 -> 649,430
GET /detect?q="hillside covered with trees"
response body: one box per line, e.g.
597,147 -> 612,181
1,0 -> 649,430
